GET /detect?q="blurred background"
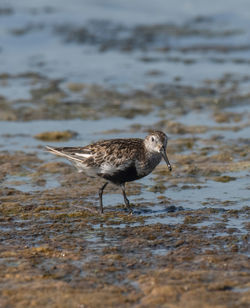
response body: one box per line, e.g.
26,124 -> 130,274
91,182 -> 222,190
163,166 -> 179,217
1,0 -> 250,126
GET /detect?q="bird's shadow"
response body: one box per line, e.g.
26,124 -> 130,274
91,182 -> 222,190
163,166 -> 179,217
120,204 -> 184,216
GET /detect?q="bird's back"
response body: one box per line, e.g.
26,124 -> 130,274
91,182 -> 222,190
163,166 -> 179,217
46,138 -> 146,184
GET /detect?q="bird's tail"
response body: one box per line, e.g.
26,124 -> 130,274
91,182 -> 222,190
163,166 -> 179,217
45,146 -> 83,163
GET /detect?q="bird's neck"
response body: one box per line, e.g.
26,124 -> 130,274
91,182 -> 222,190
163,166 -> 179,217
145,150 -> 162,165
136,149 -> 162,177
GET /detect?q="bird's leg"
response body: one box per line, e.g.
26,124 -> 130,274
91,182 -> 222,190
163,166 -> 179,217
99,182 -> 108,213
121,183 -> 132,212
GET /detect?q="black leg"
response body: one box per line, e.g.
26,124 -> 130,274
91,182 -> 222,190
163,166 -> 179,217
121,183 -> 131,211
99,182 -> 108,213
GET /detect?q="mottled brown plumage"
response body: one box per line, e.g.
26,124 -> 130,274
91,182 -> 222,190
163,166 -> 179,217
46,131 -> 172,213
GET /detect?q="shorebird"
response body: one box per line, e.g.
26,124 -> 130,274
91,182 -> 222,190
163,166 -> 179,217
46,131 -> 172,213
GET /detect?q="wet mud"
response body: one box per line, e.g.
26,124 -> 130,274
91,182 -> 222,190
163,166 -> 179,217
0,1 -> 250,307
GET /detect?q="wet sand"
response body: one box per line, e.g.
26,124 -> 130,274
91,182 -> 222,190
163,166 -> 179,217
0,1 -> 250,307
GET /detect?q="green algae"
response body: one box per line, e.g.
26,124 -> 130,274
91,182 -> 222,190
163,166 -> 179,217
213,175 -> 237,183
34,130 -> 78,142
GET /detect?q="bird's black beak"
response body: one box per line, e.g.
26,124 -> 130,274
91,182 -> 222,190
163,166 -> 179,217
160,147 -> 172,171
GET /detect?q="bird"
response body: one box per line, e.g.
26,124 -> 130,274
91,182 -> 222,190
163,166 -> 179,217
46,131 -> 172,213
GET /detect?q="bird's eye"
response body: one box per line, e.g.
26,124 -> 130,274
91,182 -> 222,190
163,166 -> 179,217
151,137 -> 155,142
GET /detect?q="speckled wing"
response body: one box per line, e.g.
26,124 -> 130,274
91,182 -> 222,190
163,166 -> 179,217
46,138 -> 144,181
89,138 -> 144,183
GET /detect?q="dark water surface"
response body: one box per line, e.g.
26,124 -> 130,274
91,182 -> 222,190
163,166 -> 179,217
0,1 -> 249,307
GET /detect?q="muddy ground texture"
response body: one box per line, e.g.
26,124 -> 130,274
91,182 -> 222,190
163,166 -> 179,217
0,8 -> 250,308
1,74 -> 250,307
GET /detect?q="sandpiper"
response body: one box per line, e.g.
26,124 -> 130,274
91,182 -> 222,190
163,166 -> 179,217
46,131 -> 172,213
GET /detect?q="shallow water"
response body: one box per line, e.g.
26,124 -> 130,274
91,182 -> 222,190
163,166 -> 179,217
0,1 -> 250,307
